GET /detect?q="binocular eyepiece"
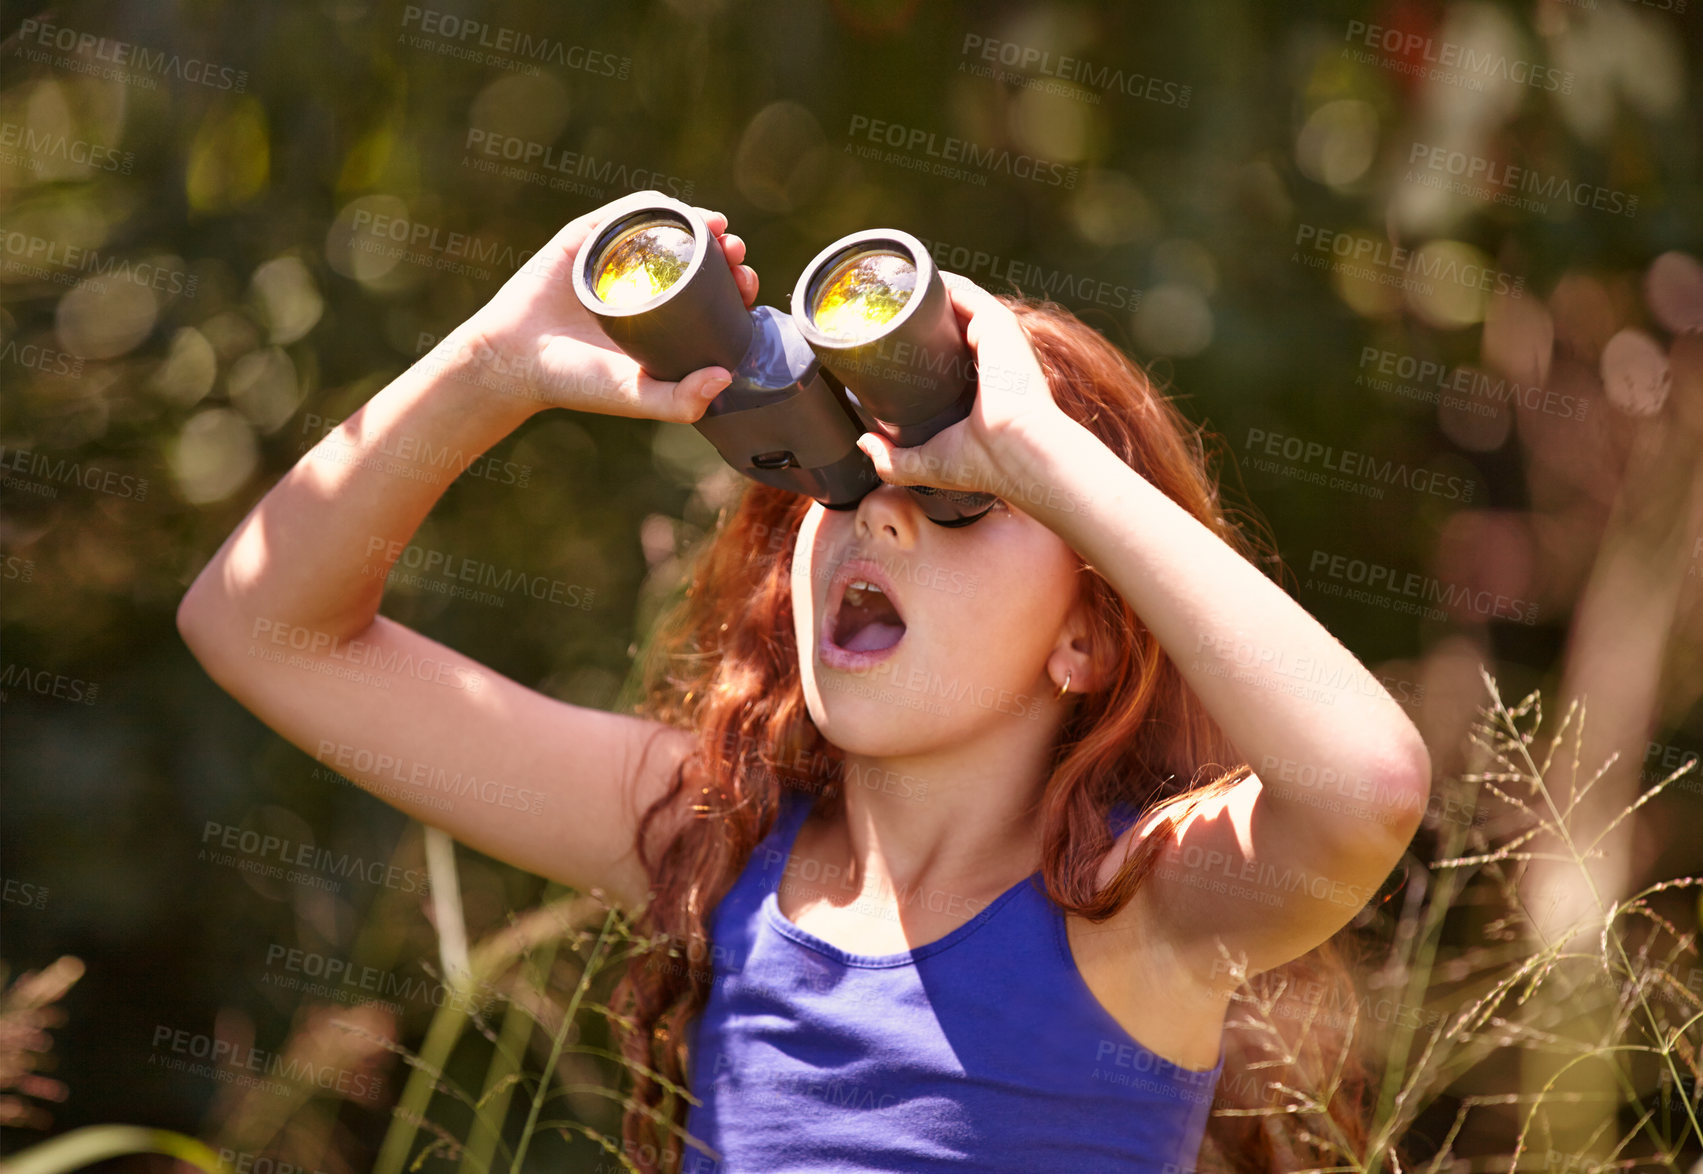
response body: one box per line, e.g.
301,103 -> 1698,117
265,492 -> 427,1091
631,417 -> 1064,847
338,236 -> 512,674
568,191 -> 997,527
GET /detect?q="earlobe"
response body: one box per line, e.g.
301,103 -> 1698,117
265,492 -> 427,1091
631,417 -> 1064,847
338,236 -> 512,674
1048,644 -> 1096,699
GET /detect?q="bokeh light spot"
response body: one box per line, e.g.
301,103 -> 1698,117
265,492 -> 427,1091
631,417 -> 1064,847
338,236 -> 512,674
249,256 -> 324,346
1645,252 -> 1703,335
1404,241 -> 1495,330
147,327 -> 218,407
171,407 -> 258,504
1069,170 -> 1158,247
226,346 -> 304,434
1296,99 -> 1379,189
1133,284 -> 1213,357
1600,328 -> 1670,416
187,97 -> 270,214
55,274 -> 157,360
733,101 -> 829,214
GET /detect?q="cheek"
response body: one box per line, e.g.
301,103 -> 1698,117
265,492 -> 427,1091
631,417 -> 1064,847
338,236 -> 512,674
942,560 -> 1067,663
958,544 -> 1077,656
791,506 -> 831,644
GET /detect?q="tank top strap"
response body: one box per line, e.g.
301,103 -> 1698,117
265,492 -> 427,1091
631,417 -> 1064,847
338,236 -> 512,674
983,797 -> 1158,982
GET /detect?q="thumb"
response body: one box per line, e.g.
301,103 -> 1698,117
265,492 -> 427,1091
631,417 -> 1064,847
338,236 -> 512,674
856,432 -> 910,485
668,366 -> 733,420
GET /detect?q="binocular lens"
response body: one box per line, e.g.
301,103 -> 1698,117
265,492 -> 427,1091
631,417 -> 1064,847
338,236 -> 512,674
591,220 -> 696,307
809,249 -> 917,341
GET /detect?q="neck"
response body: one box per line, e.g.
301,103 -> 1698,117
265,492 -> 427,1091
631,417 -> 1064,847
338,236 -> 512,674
825,721 -> 1058,900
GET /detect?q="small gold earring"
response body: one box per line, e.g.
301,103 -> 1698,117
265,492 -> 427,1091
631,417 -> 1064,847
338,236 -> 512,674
1056,669 -> 1072,700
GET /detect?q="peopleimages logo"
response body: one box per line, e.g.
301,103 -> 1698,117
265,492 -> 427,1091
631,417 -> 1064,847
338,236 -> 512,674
0,230 -> 199,296
314,739 -> 547,816
1341,19 -> 1572,93
0,445 -> 149,501
263,944 -> 481,1016
150,1024 -> 384,1100
1406,143 -> 1638,219
2,877 -> 48,910
0,663 -> 99,705
347,210 -> 534,280
362,536 -> 596,611
0,338 -> 84,379
845,116 -> 1077,188
1243,427 -> 1479,502
399,6 -> 631,79
1356,346 -> 1589,423
1307,549 -> 1540,625
0,121 -> 134,173
199,819 -> 431,895
12,18 -> 249,91
300,411 -> 533,488
911,233 -> 1141,312
958,35 -> 1192,108
1293,224 -> 1525,298
246,616 -> 487,693
462,129 -> 695,200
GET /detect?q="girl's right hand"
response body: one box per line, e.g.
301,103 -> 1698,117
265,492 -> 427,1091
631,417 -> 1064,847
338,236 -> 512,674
459,191 -> 759,422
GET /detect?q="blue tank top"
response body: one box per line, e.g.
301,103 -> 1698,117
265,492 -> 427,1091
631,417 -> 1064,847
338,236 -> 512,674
681,787 -> 1225,1173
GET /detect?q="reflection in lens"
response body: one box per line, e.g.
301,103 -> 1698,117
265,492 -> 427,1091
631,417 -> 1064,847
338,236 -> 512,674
592,221 -> 695,306
810,249 -> 916,340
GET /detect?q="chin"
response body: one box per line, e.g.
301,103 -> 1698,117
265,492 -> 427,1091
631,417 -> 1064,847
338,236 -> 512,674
810,665 -> 1027,766
802,668 -> 938,751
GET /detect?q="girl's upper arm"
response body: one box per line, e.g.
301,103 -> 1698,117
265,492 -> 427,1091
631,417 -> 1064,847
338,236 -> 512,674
180,608 -> 697,913
1115,771 -> 1421,981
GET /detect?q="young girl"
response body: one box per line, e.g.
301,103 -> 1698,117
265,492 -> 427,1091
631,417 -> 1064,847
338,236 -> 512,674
178,196 -> 1432,1173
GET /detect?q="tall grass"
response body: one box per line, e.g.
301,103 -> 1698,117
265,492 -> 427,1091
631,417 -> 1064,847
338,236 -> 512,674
1205,668 -> 1702,1173
351,887 -> 711,1174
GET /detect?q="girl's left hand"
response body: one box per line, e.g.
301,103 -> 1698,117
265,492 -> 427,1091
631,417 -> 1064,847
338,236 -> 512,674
853,275 -> 1076,497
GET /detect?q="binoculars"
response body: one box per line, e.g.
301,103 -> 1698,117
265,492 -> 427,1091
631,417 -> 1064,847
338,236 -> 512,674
569,191 -> 997,527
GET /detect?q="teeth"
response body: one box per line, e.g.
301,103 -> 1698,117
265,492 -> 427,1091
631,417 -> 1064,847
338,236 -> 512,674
845,579 -> 885,603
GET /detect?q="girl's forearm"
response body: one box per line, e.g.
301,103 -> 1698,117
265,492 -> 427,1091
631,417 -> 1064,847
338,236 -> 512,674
178,318 -> 547,653
1007,418 -> 1431,807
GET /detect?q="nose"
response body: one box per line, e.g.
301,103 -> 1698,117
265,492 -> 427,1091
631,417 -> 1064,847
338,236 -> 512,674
853,483 -> 921,548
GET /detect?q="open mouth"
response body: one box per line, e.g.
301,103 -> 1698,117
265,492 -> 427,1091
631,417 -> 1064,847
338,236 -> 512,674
827,574 -> 907,655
